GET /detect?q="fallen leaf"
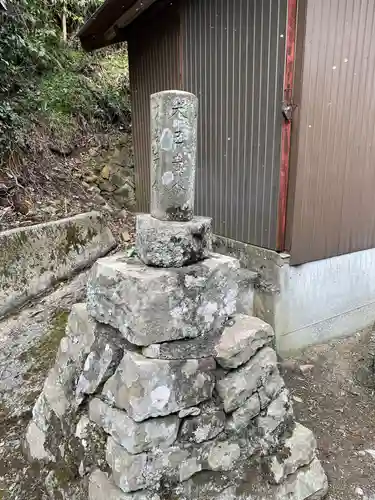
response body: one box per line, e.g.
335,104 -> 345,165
292,395 -> 304,403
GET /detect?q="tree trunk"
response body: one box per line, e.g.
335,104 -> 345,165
62,1 -> 67,42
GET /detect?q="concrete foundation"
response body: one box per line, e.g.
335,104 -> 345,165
214,235 -> 375,355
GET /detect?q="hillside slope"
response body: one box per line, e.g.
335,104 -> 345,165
0,0 -> 134,233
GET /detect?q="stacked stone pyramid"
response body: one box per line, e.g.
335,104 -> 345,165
25,91 -> 328,500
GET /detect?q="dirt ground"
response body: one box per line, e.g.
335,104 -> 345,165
281,328 -> 375,500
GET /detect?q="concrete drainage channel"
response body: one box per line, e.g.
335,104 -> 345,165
0,211 -> 116,318
0,211 -> 117,499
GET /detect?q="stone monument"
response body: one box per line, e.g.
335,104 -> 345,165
25,90 -> 328,500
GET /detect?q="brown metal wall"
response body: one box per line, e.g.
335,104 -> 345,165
180,0 -> 287,249
288,0 -> 375,265
127,3 -> 181,213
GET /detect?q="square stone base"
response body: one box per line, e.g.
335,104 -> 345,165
87,252 -> 239,346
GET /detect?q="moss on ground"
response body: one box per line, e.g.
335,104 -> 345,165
20,310 -> 69,380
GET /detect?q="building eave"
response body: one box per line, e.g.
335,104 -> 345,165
78,0 -> 158,51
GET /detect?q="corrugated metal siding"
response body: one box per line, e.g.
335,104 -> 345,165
289,0 -> 375,265
128,3 -> 181,213
181,0 -> 287,249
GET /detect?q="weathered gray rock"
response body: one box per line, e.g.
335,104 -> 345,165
206,441 -> 241,472
142,330 -> 221,360
42,303 -> 124,418
25,421 -> 54,462
214,314 -> 274,369
226,393 -> 261,433
41,303 -> 101,419
171,471 -> 235,500
32,392 -> 53,433
172,457 -> 328,500
136,214 -> 212,267
45,470 -> 86,500
180,401 -> 225,444
74,416 -> 108,478
257,389 -> 293,438
106,437 -> 164,492
89,398 -> 179,454
26,303 -> 127,466
87,253 -> 239,346
216,347 -> 278,413
106,436 -> 243,494
89,469 -> 159,500
275,458 -> 328,500
150,90 -> 198,222
142,314 -> 274,366
258,369 -> 285,410
267,423 -> 317,484
75,332 -> 125,403
102,350 -> 215,421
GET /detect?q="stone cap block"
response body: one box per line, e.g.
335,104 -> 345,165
136,214 -> 212,268
87,253 -> 239,346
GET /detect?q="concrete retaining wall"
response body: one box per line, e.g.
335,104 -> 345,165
0,212 -> 116,318
214,235 -> 375,355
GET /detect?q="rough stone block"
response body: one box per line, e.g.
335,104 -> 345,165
45,470 -> 86,500
89,469 -> 159,500
89,398 -> 179,454
106,437 -> 152,493
74,415 -> 108,478
87,253 -> 239,346
32,393 -> 53,434
258,369 -> 285,410
205,441 -> 241,472
102,350 -> 216,421
136,214 -> 212,267
180,401 -> 225,444
106,436 -> 242,494
26,303 -> 128,466
257,389 -> 293,438
276,458 -> 328,500
43,303 -> 125,418
25,421 -> 54,462
267,423 -> 317,484
142,330 -> 221,360
75,342 -> 123,403
216,347 -> 278,413
214,314 -> 274,369
226,393 -> 261,433
0,211 -> 115,318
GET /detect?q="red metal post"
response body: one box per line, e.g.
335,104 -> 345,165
277,0 -> 297,251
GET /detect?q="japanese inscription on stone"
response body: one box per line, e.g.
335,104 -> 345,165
150,90 -> 198,221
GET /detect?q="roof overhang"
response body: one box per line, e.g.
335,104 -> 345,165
78,0 -> 158,51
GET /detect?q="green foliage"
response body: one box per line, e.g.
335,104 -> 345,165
0,0 -> 129,164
